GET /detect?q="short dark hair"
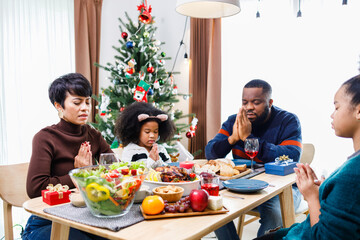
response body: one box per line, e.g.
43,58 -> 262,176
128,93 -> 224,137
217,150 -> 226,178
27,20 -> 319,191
115,102 -> 176,146
342,75 -> 360,107
244,79 -> 272,98
48,73 -> 92,108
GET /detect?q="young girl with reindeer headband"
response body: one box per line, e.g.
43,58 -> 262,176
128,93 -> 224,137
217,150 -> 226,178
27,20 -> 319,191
115,102 -> 175,169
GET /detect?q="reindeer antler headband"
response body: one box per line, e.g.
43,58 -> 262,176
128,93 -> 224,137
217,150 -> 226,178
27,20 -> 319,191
138,114 -> 168,122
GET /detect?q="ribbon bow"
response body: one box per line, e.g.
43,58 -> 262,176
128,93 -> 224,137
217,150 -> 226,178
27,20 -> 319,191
275,155 -> 293,166
45,183 -> 69,199
138,114 -> 168,122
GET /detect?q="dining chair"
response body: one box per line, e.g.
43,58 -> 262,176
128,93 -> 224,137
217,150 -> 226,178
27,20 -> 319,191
0,162 -> 30,240
236,143 -> 315,237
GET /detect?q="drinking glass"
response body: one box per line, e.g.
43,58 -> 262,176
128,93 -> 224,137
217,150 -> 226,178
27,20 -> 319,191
244,138 -> 259,172
200,175 -> 220,196
99,153 -> 120,166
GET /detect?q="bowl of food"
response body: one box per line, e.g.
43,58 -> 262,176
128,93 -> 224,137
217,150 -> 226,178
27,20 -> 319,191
69,162 -> 148,218
152,185 -> 184,202
144,166 -> 200,196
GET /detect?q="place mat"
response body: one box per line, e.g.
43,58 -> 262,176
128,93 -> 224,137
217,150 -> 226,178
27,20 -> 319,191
43,203 -> 144,231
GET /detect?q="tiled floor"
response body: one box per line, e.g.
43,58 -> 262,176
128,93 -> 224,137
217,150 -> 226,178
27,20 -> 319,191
202,214 -> 307,240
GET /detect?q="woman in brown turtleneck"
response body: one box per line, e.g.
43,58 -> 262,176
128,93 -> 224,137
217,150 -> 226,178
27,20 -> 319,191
23,73 -> 111,240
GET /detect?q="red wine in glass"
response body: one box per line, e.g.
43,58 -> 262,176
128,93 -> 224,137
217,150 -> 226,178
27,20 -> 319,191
245,150 -> 258,159
201,183 -> 220,196
245,138 -> 259,171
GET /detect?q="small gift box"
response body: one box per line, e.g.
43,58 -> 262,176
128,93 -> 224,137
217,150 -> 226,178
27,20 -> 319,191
42,183 -> 71,205
265,157 -> 297,176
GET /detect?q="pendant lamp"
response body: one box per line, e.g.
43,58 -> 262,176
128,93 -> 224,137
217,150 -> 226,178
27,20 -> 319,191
176,0 -> 240,18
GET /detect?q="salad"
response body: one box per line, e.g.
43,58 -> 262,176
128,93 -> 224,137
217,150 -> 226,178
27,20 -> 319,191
70,162 -> 148,217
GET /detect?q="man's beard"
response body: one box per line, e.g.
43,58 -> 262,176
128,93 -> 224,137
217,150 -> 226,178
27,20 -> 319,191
250,106 -> 270,127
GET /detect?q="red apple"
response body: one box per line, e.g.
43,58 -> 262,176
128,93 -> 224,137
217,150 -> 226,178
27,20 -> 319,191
189,189 -> 209,212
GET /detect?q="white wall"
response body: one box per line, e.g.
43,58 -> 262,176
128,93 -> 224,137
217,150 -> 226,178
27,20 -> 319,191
99,0 -> 191,148
222,0 -> 360,176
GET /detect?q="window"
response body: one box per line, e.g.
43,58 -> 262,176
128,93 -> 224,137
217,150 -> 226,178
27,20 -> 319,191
222,0 -> 360,174
0,0 -> 75,165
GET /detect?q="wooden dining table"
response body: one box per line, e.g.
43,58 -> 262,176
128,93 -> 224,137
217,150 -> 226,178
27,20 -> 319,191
23,172 -> 296,240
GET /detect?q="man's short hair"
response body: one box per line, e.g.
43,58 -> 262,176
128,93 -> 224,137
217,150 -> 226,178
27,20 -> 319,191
244,79 -> 272,98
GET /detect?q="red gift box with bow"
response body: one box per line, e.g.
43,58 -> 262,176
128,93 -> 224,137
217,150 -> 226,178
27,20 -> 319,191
42,184 -> 71,205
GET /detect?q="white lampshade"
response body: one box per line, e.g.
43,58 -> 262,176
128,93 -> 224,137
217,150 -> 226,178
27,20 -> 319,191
176,0 -> 240,18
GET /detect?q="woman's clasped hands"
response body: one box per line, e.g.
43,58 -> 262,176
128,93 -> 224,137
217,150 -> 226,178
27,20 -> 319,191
74,141 -> 92,168
294,163 -> 325,202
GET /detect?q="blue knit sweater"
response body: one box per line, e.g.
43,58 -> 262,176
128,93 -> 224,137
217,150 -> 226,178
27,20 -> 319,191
275,151 -> 360,240
205,106 -> 302,163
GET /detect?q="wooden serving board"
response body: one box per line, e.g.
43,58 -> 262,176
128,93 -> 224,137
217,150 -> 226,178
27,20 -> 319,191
140,205 -> 229,220
217,168 -> 252,181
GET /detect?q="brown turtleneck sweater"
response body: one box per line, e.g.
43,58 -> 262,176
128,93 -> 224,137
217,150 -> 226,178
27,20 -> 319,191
26,119 -> 112,198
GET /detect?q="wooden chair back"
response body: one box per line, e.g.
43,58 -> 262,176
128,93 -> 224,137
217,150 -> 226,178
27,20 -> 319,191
299,143 -> 315,165
0,162 -> 30,240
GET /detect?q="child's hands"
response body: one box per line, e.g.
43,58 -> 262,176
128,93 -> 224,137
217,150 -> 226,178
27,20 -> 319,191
294,163 -> 320,202
74,141 -> 92,168
149,143 -> 159,161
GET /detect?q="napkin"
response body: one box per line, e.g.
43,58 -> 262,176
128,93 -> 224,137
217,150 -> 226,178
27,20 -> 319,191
43,203 -> 144,231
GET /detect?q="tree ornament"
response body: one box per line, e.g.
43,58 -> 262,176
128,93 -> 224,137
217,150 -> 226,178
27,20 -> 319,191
128,59 -> 136,68
161,52 -> 166,57
183,95 -> 189,100
121,32 -> 128,39
126,68 -> 134,74
125,73 -> 131,79
147,66 -> 154,73
137,1 -> 152,24
154,40 -> 161,46
133,80 -> 150,102
186,117 -> 198,138
126,41 -> 134,49
143,31 -> 150,38
120,107 -> 125,112
139,71 -> 145,80
147,88 -> 154,96
154,80 -> 160,89
99,92 -> 110,118
186,131 -> 194,138
172,85 -> 178,94
157,59 -> 164,65
158,79 -> 164,85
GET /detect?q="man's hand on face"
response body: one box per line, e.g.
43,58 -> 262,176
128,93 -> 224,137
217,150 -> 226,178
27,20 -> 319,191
228,107 -> 252,145
238,106 -> 251,141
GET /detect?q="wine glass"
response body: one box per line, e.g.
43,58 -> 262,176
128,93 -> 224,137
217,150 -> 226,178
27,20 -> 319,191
99,153 -> 120,166
244,138 -> 259,172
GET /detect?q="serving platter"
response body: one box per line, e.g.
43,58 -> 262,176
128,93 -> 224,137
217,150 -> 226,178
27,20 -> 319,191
140,205 -> 228,220
216,168 -> 252,181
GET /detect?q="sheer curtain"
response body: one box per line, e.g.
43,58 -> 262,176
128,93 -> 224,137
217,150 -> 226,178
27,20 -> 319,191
222,0 -> 360,175
0,0 -> 75,166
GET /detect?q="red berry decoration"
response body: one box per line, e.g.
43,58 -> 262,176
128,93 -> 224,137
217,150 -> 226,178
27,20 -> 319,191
147,66 -> 154,73
121,32 -> 128,39
186,131 -> 193,138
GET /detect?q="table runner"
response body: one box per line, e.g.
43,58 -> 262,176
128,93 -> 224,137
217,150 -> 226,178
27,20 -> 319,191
43,203 -> 144,231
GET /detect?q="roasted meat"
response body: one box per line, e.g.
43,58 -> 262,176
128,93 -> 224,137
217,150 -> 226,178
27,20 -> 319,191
154,166 -> 189,182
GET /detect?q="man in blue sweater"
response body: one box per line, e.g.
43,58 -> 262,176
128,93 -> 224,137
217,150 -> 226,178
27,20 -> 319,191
205,79 -> 302,238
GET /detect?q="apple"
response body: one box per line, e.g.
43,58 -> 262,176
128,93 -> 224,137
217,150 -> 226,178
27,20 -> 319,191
189,189 -> 209,212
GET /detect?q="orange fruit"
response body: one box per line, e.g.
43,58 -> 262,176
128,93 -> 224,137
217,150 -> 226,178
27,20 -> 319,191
142,195 -> 164,215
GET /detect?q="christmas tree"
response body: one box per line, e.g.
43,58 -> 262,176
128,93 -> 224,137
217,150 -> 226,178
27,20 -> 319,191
92,1 -> 196,154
